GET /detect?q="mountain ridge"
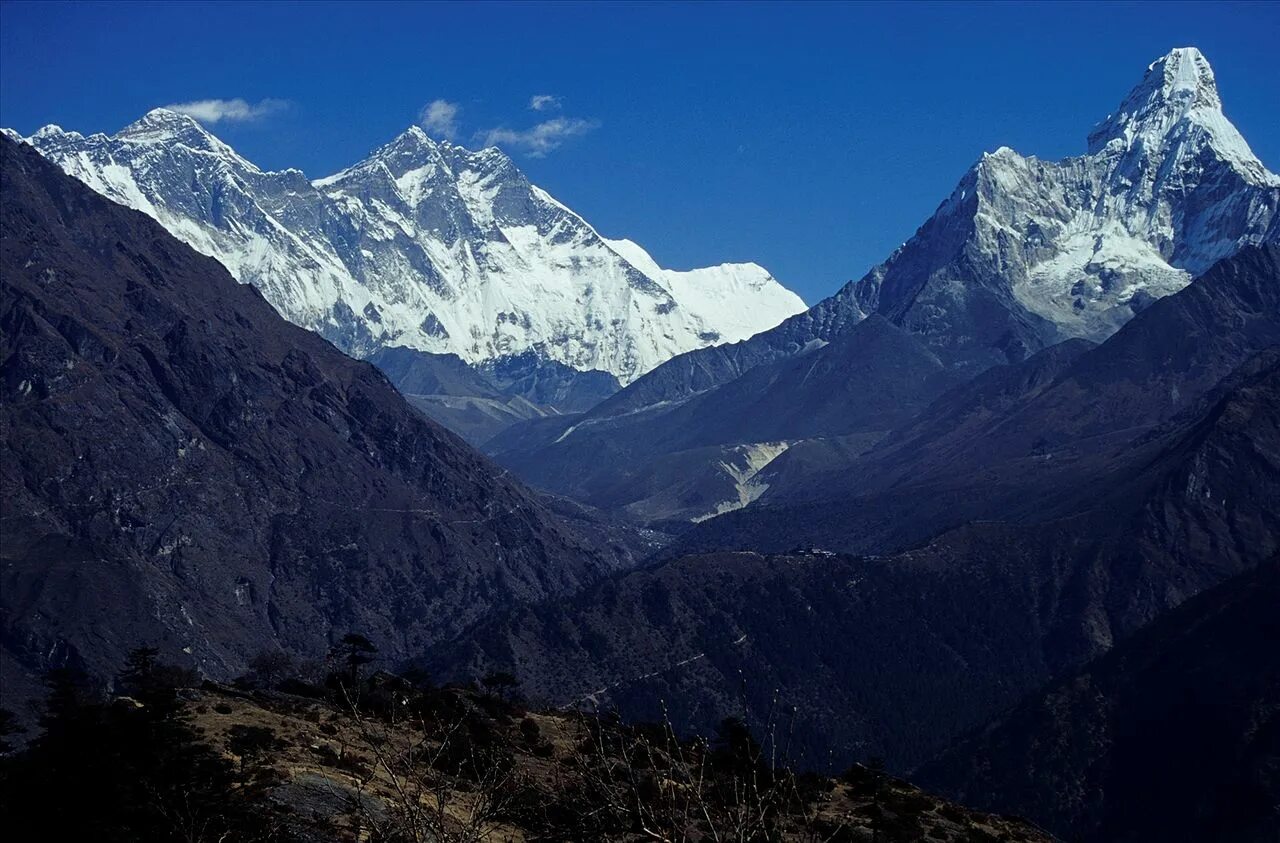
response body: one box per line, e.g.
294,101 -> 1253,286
13,111 -> 806,384
437,279 -> 1280,770
0,133 -> 639,709
569,46 -> 1278,422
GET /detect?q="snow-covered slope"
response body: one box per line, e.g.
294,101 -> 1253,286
14,114 -> 805,383
603,237 -> 804,347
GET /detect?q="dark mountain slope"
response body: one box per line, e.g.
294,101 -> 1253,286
366,346 -> 505,399
656,315 -> 962,447
400,392 -> 545,447
438,542 -> 1082,772
0,135 -> 622,699
489,316 -> 963,521
366,346 -> 619,445
440,347 -> 1280,771
366,346 -> 548,445
917,560 -> 1280,843
479,350 -> 620,414
756,337 -> 1096,505
582,282 -> 867,418
679,244 -> 1280,554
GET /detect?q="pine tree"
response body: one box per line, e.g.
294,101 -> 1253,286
329,632 -> 378,688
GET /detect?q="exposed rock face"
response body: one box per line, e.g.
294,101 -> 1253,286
0,135 -> 628,700
14,114 -> 805,383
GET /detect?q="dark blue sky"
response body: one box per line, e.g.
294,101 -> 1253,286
3,1 -> 1276,303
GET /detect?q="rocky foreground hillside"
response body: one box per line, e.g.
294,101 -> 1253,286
0,653 -> 1055,843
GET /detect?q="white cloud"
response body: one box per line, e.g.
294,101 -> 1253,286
164,98 -> 288,124
419,99 -> 461,139
482,117 -> 600,157
529,94 -> 561,111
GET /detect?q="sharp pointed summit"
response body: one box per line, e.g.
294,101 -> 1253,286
1089,47 -> 1275,186
1090,47 -> 1222,151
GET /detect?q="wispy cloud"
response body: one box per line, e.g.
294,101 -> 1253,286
419,99 -> 461,139
482,117 -> 600,157
529,94 -> 561,111
164,98 -> 288,124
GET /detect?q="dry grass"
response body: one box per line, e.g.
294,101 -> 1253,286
187,684 -> 1055,842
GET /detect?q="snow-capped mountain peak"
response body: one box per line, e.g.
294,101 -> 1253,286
117,107 -> 259,169
1089,47 -> 1277,187
848,47 -> 1278,369
313,126 -> 452,201
118,107 -> 208,139
14,114 -> 805,382
1097,47 -> 1222,133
